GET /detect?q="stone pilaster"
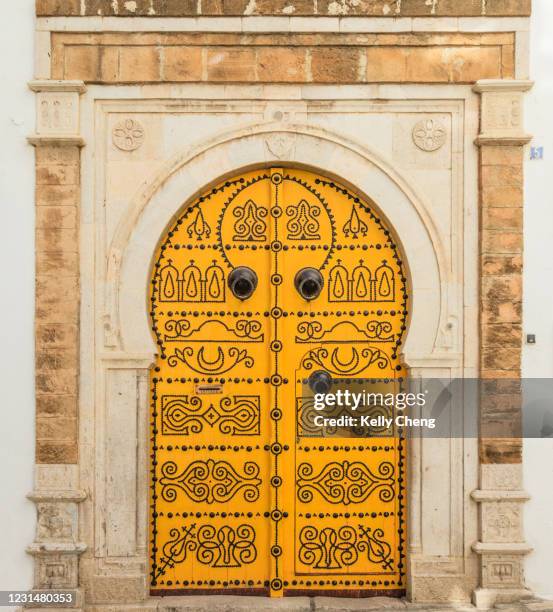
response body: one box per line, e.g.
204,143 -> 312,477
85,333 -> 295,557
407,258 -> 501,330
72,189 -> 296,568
28,80 -> 86,612
473,79 -> 533,610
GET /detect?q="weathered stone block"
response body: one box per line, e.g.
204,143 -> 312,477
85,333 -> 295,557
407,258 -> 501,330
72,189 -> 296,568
481,300 -> 522,326
64,45 -> 100,81
163,46 -> 203,81
481,145 -> 524,166
207,48 -> 257,81
119,46 -> 161,82
481,230 -> 523,254
482,185 -> 523,207
482,275 -> 523,303
480,438 -> 523,464
482,323 -> 522,348
35,368 -> 78,395
36,185 -> 79,206
482,255 -> 523,276
36,394 -> 78,417
36,348 -> 78,372
482,207 -> 523,232
36,164 -> 80,186
482,347 -> 521,372
36,251 -> 80,276
99,47 -> 120,82
36,416 -> 78,441
481,165 -> 523,187
310,47 -> 361,83
36,275 -> 79,303
36,206 -> 78,230
36,300 -> 79,325
36,146 -> 80,165
36,440 -> 78,464
257,47 -> 307,83
36,228 -> 78,252
36,0 -> 80,15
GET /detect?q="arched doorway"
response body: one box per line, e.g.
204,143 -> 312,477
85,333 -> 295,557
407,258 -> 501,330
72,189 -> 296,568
149,167 -> 409,597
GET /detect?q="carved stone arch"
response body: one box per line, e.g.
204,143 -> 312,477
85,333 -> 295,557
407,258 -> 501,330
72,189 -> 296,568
108,124 -> 448,369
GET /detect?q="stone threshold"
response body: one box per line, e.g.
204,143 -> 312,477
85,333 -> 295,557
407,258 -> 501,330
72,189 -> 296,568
103,595 -> 553,612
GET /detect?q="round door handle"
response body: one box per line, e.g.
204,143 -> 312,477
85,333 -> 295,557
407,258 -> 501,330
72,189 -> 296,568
308,370 -> 333,395
228,266 -> 258,300
295,267 -> 324,301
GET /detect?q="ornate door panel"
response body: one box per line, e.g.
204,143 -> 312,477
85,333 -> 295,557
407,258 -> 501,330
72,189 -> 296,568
149,168 -> 408,596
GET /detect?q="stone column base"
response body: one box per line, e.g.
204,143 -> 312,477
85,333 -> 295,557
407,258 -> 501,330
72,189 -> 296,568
473,587 -> 533,609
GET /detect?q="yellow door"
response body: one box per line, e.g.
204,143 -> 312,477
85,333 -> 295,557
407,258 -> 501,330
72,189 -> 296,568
149,168 -> 408,597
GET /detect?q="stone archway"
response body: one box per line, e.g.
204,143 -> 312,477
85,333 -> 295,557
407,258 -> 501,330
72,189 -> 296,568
101,125 -> 472,603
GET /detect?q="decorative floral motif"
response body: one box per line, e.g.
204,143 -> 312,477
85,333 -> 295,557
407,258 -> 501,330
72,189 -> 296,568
342,204 -> 368,238
298,525 -> 393,571
197,524 -> 257,567
162,395 -> 260,436
299,526 -> 357,569
286,200 -> 321,240
297,460 -> 395,505
232,199 -> 268,242
159,459 -> 262,504
159,523 -> 257,572
186,208 -> 211,240
412,118 -> 447,152
112,118 -> 145,151
301,346 -> 389,375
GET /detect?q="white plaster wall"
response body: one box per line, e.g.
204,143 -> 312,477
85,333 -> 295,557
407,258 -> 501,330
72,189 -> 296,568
0,0 -> 36,606
522,0 -> 553,599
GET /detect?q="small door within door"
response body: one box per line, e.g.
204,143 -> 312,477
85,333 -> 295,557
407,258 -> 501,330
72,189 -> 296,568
149,168 -> 408,596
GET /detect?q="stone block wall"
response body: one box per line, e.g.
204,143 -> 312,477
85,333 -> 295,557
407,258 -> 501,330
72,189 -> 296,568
36,0 -> 531,17
49,32 -> 515,84
35,144 -> 81,465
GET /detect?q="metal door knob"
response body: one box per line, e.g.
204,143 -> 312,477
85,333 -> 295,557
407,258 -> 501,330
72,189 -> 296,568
308,370 -> 332,395
228,266 -> 258,300
295,267 -> 324,301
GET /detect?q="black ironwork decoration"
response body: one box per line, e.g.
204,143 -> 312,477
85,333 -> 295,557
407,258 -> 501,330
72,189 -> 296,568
286,199 -> 321,240
167,346 -> 254,374
296,461 -> 395,505
342,204 -> 368,239
301,346 -> 389,375
298,526 -> 357,569
162,395 -> 261,435
187,208 -> 211,240
160,523 -> 257,569
297,525 -> 393,571
232,199 -> 268,242
295,320 -> 394,344
297,396 -> 393,438
164,318 -> 264,343
159,459 -> 262,504
159,260 -> 226,303
197,524 -> 257,567
328,259 -> 396,303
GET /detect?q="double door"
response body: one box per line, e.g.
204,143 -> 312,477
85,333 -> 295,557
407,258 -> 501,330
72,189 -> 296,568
149,167 -> 407,596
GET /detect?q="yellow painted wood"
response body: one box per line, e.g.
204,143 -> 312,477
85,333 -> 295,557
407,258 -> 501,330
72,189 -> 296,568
149,168 -> 408,596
